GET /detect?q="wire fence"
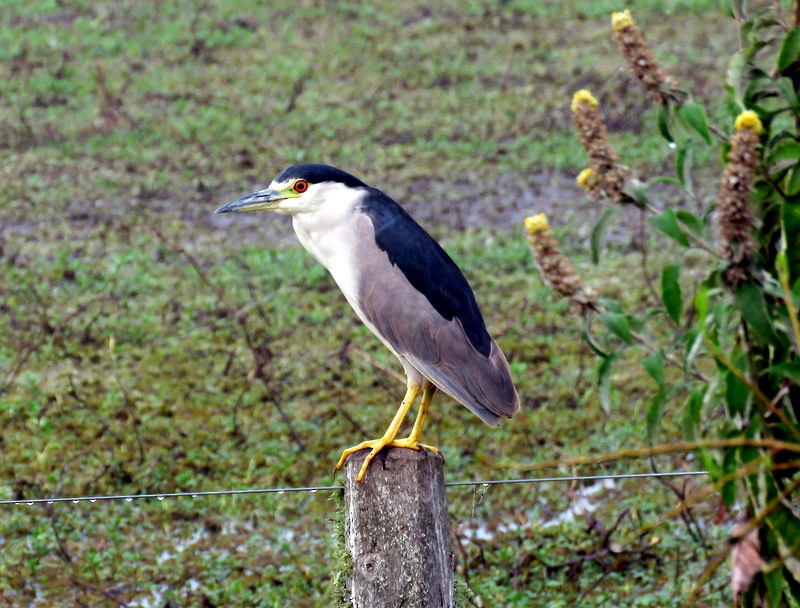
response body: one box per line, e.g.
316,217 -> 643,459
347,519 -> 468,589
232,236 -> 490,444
0,470 -> 709,506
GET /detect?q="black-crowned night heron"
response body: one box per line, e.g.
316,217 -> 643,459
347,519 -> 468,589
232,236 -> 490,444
215,164 -> 519,481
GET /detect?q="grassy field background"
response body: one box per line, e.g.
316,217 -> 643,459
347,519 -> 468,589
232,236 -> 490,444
1,0 -> 745,606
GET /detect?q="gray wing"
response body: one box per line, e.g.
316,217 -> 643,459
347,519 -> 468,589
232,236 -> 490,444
351,214 -> 519,425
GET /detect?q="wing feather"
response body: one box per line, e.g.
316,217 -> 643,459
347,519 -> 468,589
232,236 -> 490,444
350,207 -> 519,424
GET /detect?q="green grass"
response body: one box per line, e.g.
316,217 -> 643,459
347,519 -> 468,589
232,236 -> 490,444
0,226 -> 729,606
1,0 -> 734,223
0,0 -> 748,605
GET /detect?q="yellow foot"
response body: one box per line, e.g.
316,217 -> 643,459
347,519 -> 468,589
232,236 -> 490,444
392,438 -> 441,457
335,438 -> 442,481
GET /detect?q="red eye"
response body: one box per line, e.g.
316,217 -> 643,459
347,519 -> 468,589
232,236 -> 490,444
294,179 -> 309,193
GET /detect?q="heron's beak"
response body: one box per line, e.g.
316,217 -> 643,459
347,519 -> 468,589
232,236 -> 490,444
214,188 -> 287,214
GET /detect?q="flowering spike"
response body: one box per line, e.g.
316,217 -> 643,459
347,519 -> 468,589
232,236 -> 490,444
571,92 -> 628,203
525,214 -> 596,313
612,8 -> 677,104
718,114 -> 762,285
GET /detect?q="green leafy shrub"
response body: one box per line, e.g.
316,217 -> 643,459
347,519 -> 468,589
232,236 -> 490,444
527,4 -> 800,605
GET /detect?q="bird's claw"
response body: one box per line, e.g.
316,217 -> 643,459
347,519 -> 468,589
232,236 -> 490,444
336,438 -> 441,482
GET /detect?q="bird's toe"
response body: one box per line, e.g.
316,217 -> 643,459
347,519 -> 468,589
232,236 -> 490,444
335,440 -> 374,471
391,438 -> 441,455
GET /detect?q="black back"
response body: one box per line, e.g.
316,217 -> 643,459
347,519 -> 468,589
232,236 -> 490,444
357,188 -> 492,357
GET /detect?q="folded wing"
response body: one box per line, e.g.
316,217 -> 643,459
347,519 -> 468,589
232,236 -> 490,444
353,192 -> 519,424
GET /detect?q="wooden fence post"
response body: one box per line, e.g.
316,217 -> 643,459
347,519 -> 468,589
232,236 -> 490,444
343,446 -> 454,608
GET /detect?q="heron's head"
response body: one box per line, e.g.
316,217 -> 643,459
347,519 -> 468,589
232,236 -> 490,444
214,163 -> 368,216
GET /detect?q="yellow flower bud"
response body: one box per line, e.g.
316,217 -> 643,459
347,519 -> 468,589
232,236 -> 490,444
611,9 -> 635,31
734,110 -> 763,135
576,168 -> 594,189
571,89 -> 598,113
524,213 -> 550,235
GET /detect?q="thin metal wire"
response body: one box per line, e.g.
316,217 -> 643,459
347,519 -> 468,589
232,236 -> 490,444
0,470 -> 708,506
445,470 -> 709,487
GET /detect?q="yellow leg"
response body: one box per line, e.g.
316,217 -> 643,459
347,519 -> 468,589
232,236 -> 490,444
397,381 -> 440,453
335,382 -> 421,481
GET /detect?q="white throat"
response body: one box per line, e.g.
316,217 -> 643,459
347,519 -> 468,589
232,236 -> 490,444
290,184 -> 367,306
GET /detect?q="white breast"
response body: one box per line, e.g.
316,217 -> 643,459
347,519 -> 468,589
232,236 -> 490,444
291,202 -> 404,361
291,196 -> 365,313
